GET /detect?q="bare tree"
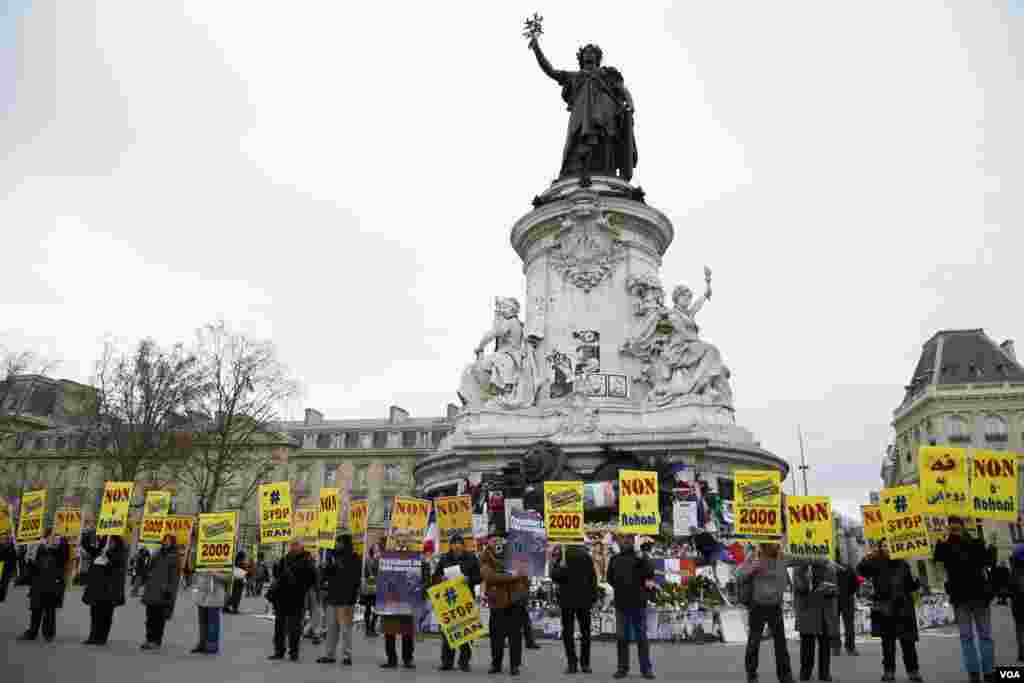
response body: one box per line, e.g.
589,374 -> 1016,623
86,338 -> 206,488
177,320 -> 300,514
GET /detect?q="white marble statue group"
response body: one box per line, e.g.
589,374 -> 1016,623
457,271 -> 733,412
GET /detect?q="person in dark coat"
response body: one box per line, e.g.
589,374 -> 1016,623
551,544 -> 598,674
992,562 -> 1011,606
130,547 -> 151,597
1010,545 -> 1024,662
317,534 -> 362,665
267,539 -> 317,661
17,529 -> 70,642
934,516 -> 996,683
792,560 -> 839,682
362,544 -> 380,636
140,534 -> 180,650
857,543 -> 923,682
0,532 -> 17,602
480,541 -> 529,676
831,556 -> 860,656
224,551 -> 247,614
82,534 -> 127,645
606,534 -> 656,680
431,533 -> 482,672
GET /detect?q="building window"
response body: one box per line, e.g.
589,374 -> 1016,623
373,432 -> 388,448
382,497 -> 394,523
385,463 -> 401,483
946,415 -> 971,444
432,430 -> 447,447
78,466 -> 89,484
55,436 -> 66,450
984,415 -> 1009,445
324,464 -> 337,485
34,437 -> 46,450
402,431 -> 417,448
354,464 -> 369,490
344,432 -> 359,448
316,433 -> 332,449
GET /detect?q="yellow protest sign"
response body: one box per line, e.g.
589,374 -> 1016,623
544,481 -> 585,544
98,481 -> 134,537
618,470 -> 659,535
349,498 -> 368,556
427,576 -> 485,648
54,508 -> 82,539
196,512 -> 237,571
918,446 -> 969,516
17,490 -> 47,543
734,470 -> 782,539
388,496 -> 432,552
259,481 -> 293,543
861,505 -> 884,548
319,488 -> 339,550
164,515 -> 194,548
140,491 -> 171,543
880,486 -> 930,560
436,495 -> 475,553
785,496 -> 833,561
925,514 -> 949,552
970,449 -> 1017,522
0,499 -> 12,537
293,507 -> 318,546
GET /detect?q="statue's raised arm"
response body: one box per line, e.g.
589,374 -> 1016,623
530,37 -> 565,83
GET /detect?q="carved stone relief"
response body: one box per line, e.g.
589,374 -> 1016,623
549,208 -> 625,293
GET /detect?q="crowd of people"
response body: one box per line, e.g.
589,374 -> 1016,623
1,516 -> 1023,682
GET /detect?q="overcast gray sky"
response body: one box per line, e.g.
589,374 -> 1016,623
2,1 -> 1021,520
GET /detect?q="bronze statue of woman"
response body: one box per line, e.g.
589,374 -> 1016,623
528,34 -> 638,184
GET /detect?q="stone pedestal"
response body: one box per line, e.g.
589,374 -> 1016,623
417,177 -> 786,497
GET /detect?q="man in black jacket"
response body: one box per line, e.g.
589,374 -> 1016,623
268,540 -> 318,662
317,535 -> 362,666
607,534 -> 655,680
934,516 -> 996,683
831,555 -> 859,656
432,533 -> 482,672
551,544 -> 598,674
0,532 -> 17,602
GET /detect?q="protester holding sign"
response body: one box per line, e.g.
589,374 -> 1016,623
432,533 -> 482,672
736,543 -> 795,683
550,544 -> 598,674
318,534 -> 362,666
856,542 -> 922,682
17,528 -> 69,643
192,568 -> 231,655
267,539 -> 317,661
606,534 -> 656,680
480,541 -> 529,676
0,532 -> 16,603
792,560 -> 839,682
81,534 -> 127,646
933,515 -> 996,683
140,534 -> 180,650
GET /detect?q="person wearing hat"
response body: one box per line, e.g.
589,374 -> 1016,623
432,532 -> 482,672
318,534 -> 362,666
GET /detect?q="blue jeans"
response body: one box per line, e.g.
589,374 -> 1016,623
198,606 -> 222,653
955,601 -> 993,674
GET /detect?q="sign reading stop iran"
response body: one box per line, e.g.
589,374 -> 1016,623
544,481 -> 584,543
734,470 -> 782,540
196,511 -> 237,571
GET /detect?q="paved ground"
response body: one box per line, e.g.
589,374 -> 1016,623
0,584 -> 1020,682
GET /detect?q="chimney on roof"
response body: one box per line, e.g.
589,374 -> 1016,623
389,406 -> 409,424
1001,340 -> 1016,362
304,408 -> 323,426
446,403 -> 459,420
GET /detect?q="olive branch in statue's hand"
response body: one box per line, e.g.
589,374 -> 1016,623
523,12 -> 543,45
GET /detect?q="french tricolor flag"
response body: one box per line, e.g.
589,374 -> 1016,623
423,506 -> 440,556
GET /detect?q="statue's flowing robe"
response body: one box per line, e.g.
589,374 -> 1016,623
550,66 -> 637,180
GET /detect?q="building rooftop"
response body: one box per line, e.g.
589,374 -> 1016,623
900,329 -> 1024,405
